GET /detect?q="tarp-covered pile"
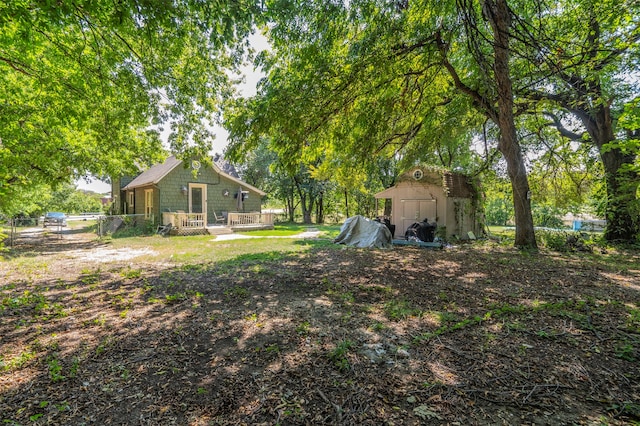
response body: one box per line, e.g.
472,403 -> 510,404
334,215 -> 393,249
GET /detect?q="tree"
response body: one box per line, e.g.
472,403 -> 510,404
225,0 -> 637,245
0,1 -> 261,202
48,184 -> 104,214
227,136 -> 324,224
510,0 -> 640,241
524,124 -> 597,212
0,184 -> 52,218
433,0 -> 537,247
232,142 -> 275,191
226,0 -> 537,246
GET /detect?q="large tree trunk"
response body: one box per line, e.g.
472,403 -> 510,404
284,185 -> 296,222
285,194 -> 295,222
293,176 -> 314,224
438,0 -> 537,248
578,104 -> 639,241
485,0 -> 537,249
500,130 -> 537,248
315,190 -> 324,224
300,193 -> 313,224
602,150 -> 638,241
296,187 -> 315,224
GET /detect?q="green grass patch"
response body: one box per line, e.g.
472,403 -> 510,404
384,299 -> 420,321
108,234 -> 335,265
1,290 -> 46,312
120,268 -> 142,279
626,307 -> 640,332
164,293 -> 187,304
224,286 -> 249,300
414,299 -> 616,344
614,342 -> 636,362
369,321 -> 386,332
1,350 -> 36,372
328,339 -> 353,372
47,357 -> 65,382
295,321 -> 311,335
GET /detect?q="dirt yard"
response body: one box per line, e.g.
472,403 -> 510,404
1,227 -> 639,425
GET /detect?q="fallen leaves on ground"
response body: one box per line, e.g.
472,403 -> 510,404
1,233 -> 639,425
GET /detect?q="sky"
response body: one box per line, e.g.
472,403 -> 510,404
77,32 -> 269,194
198,31 -> 269,155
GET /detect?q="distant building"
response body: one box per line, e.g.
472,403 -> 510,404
375,166 -> 484,239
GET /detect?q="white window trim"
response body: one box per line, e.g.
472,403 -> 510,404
144,189 -> 153,220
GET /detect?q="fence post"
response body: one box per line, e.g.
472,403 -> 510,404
9,218 -> 15,247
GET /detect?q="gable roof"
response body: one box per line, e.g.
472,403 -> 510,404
215,163 -> 266,196
122,156 -> 266,196
374,166 -> 477,199
213,153 -> 240,178
123,156 -> 182,190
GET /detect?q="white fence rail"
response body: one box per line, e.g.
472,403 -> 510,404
162,212 -> 205,230
227,212 -> 275,227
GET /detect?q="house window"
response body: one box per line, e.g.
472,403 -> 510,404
128,191 -> 134,214
144,189 -> 153,220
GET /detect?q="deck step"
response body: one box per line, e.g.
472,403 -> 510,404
206,226 -> 234,235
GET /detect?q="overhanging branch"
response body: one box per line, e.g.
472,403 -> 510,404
0,56 -> 34,76
434,30 -> 498,122
542,112 -> 586,142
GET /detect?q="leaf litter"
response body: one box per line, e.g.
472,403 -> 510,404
1,231 -> 639,425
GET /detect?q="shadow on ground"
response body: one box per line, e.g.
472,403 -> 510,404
1,230 -> 639,425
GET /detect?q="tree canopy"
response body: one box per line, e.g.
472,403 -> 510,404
225,0 -> 639,244
0,0 -> 261,213
3,0 -> 638,242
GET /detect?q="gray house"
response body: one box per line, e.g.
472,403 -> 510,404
111,156 -> 270,233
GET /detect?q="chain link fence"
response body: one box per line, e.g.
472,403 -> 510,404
2,217 -> 55,248
96,214 -> 154,237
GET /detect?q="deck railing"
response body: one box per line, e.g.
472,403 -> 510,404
227,212 -> 274,227
162,212 -> 205,229
162,211 -> 274,229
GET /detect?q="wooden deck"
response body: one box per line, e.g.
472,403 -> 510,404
162,211 -> 274,236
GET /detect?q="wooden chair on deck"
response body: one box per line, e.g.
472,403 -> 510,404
213,211 -> 226,224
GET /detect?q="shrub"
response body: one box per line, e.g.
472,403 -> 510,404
485,198 -> 512,226
531,204 -> 564,229
537,230 -> 593,252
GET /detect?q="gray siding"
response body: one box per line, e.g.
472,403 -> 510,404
127,185 -> 160,223
110,176 -> 135,215
110,179 -> 122,214
159,163 -> 262,224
